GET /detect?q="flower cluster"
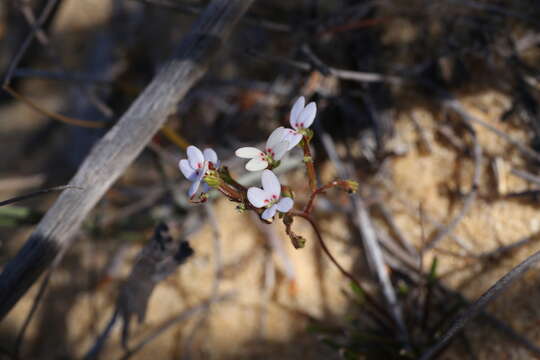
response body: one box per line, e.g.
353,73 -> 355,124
178,96 -> 316,220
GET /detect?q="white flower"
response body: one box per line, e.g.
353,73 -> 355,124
178,145 -> 219,197
235,127 -> 290,171
280,96 -> 317,150
247,170 -> 294,220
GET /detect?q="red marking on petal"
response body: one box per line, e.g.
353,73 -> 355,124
264,199 -> 269,203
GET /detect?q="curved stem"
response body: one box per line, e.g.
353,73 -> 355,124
290,211 -> 391,323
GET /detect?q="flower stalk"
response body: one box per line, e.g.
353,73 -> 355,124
177,96 -> 377,320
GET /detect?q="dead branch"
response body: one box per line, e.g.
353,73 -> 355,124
0,0 -> 254,321
420,249 -> 540,359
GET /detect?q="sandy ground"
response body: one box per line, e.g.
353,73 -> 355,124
2,1 -> 540,359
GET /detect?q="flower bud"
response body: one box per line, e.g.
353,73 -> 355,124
289,232 -> 306,249
203,171 -> 221,188
340,180 -> 359,194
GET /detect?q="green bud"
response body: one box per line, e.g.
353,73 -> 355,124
236,203 -> 247,213
303,156 -> 313,163
342,180 -> 359,194
290,233 -> 306,249
203,170 -> 221,188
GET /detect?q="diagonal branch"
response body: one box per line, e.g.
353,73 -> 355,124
420,249 -> 540,359
0,0 -> 254,321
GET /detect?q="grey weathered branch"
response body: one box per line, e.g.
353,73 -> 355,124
0,0 -> 254,321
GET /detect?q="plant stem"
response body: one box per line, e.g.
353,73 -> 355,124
301,138 -> 317,193
290,211 -> 391,324
303,180 -> 346,214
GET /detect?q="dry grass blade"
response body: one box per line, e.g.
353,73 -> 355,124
0,185 -> 81,207
354,198 -> 410,348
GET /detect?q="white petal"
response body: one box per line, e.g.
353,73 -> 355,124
266,127 -> 288,149
187,146 -> 205,169
271,140 -> 289,161
261,170 -> 281,198
261,205 -> 277,220
284,132 -> 303,150
188,179 -> 201,198
246,158 -> 268,171
179,159 -> 196,181
290,96 -> 305,129
297,102 -> 316,129
247,187 -> 268,208
235,147 -> 263,159
203,148 -> 218,166
276,197 -> 294,212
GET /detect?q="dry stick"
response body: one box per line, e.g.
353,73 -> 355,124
375,203 -> 419,259
380,178 -> 474,254
409,111 -> 433,154
423,126 -> 482,251
2,0 -> 60,86
510,168 -> 540,187
19,2 -> 54,55
0,185 -> 81,207
0,0 -> 255,321
374,225 -> 421,272
443,98 -> 540,163
353,198 -> 410,347
420,249 -> 540,360
252,53 -> 403,84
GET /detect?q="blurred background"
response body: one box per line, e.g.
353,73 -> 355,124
2,0 -> 540,359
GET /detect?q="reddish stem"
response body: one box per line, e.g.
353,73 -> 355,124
301,139 -> 317,193
303,180 -> 346,214
290,211 -> 391,323
217,183 -> 242,202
